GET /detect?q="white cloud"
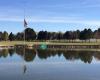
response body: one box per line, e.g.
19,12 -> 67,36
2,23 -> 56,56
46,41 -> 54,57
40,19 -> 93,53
0,16 -> 100,26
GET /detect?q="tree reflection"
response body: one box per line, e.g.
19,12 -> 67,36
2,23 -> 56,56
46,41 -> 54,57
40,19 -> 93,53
0,49 -> 9,58
24,49 -> 36,62
8,48 -> 15,57
63,51 -> 93,63
0,48 -> 100,64
16,47 -> 36,62
94,51 -> 100,60
37,49 -> 57,59
63,51 -> 79,60
37,49 -> 99,64
78,51 -> 93,63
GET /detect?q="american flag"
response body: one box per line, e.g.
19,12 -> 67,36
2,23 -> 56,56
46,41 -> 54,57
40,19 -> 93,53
24,19 -> 28,27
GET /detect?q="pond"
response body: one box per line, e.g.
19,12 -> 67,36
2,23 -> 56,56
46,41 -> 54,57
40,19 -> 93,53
0,48 -> 100,80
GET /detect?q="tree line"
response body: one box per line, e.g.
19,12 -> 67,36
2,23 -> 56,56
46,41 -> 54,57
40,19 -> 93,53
0,28 -> 100,41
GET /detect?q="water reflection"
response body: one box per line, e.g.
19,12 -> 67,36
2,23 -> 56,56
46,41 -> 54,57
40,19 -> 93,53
16,48 -> 36,62
0,48 -> 100,64
0,48 -> 100,80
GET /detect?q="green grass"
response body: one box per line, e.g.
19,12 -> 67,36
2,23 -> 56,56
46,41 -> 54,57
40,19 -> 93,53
0,41 -> 100,46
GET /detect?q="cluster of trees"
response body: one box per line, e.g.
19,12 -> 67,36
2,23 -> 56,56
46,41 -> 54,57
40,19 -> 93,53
0,28 -> 100,41
0,28 -> 36,41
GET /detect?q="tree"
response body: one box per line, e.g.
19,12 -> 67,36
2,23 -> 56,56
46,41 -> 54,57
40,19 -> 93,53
0,32 -> 3,41
63,31 -> 73,42
94,28 -> 100,40
79,29 -> 88,41
87,29 -> 93,42
2,31 -> 8,41
16,32 -> 24,41
76,30 -> 80,39
50,32 -> 58,40
25,28 -> 36,41
9,32 -> 15,41
37,31 -> 47,40
46,32 -> 52,40
57,32 -> 63,40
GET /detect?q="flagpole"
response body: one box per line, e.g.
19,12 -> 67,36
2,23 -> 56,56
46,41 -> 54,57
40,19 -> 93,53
24,2 -> 26,46
24,24 -> 26,46
23,1 -> 26,74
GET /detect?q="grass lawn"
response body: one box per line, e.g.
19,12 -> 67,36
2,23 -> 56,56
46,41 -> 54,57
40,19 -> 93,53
0,41 -> 100,46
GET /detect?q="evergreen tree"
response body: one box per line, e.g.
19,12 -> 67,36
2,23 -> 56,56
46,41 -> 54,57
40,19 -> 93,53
2,31 -> 8,41
9,32 -> 15,41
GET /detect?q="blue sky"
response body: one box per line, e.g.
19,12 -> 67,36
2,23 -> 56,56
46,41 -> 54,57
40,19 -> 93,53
0,0 -> 100,33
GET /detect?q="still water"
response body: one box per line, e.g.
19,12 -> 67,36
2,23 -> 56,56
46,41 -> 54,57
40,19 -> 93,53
0,48 -> 100,80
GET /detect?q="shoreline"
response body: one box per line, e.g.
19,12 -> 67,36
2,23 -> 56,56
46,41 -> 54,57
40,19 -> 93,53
0,41 -> 100,46
0,41 -> 100,50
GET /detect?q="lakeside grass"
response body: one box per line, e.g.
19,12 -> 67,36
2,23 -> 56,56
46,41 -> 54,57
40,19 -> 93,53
0,41 -> 100,46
